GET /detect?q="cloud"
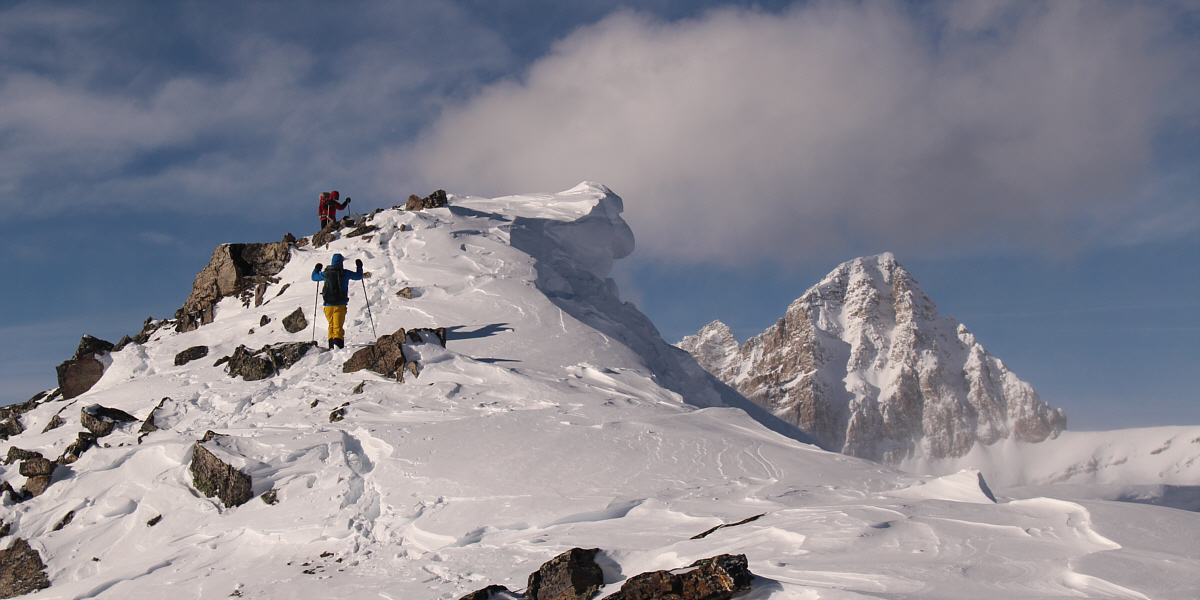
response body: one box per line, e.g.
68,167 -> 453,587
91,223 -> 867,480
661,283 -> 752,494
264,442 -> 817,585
0,0 -> 513,217
399,1 -> 1200,263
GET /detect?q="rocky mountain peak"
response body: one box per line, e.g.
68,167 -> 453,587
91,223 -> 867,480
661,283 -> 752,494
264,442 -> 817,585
680,253 -> 1067,464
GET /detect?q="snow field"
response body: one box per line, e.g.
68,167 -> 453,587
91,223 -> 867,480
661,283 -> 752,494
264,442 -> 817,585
1,184 -> 1196,599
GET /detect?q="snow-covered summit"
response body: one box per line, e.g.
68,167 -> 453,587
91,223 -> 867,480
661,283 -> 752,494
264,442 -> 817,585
2,190 -> 1197,599
680,253 -> 1068,464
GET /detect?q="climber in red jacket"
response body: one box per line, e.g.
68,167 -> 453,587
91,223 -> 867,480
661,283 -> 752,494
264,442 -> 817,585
318,190 -> 350,230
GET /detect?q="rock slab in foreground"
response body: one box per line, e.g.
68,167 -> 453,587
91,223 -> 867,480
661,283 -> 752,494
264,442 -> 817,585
607,554 -> 753,600
343,328 -> 413,381
219,341 -> 316,381
526,548 -> 603,600
189,432 -> 253,508
282,307 -> 308,333
0,538 -> 51,598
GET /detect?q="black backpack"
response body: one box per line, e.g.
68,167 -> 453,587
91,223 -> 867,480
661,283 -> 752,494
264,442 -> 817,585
322,265 -> 348,304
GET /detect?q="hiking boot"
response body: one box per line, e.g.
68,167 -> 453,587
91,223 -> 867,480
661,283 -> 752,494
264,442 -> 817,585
327,339 -> 334,350
334,338 -> 344,349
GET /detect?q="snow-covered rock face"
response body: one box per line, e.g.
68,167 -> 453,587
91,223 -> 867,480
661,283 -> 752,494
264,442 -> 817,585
681,253 -> 1067,463
2,188 -> 1195,600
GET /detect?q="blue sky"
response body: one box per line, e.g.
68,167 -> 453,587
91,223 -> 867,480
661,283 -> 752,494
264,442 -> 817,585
1,0 -> 1197,430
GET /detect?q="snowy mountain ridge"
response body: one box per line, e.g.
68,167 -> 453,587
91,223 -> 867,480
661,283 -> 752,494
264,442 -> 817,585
0,185 -> 1197,599
679,254 -> 1068,464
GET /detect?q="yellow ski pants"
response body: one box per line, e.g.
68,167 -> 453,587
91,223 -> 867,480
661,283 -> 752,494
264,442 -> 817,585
324,305 -> 347,340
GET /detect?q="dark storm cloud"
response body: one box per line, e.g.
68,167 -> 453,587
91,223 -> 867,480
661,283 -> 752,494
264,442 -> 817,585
401,1 -> 1200,262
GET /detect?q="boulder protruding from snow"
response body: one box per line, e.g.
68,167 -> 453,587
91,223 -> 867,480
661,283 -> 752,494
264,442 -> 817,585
405,189 -> 448,211
20,456 -> 55,498
57,432 -> 97,465
55,335 -> 115,400
174,345 -> 209,366
81,405 -> 138,438
282,307 -> 308,333
408,327 -> 447,347
0,538 -> 51,598
526,548 -> 604,600
189,432 -> 253,508
607,554 -> 753,600
217,342 -> 316,381
343,328 -> 415,381
175,242 -> 291,332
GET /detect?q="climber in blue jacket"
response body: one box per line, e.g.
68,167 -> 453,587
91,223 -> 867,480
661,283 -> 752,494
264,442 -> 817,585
311,253 -> 363,349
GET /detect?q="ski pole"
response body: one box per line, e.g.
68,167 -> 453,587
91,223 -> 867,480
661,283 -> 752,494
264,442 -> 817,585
361,277 -> 378,339
312,281 -> 320,342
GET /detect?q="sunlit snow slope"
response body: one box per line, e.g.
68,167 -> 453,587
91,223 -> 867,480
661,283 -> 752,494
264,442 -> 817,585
2,184 -> 1198,599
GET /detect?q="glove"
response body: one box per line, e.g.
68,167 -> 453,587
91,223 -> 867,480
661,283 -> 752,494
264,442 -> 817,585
355,259 -> 363,270
345,198 -> 351,204
315,263 -> 323,271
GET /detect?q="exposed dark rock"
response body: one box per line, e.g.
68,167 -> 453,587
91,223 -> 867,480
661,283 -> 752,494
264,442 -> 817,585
295,237 -> 310,248
0,482 -> 16,503
4,448 -> 40,466
408,327 -> 447,347
313,221 -> 342,248
147,515 -> 162,527
343,328 -> 411,381
221,342 -> 317,381
283,232 -> 296,245
175,346 -> 210,366
282,307 -> 308,333
175,242 -> 291,332
140,398 -> 168,435
58,432 -> 97,465
51,511 -> 74,531
0,521 -> 7,537
114,335 -> 134,351
691,513 -> 765,540
457,585 -> 512,600
131,317 -> 166,346
0,538 -> 51,598
606,554 -> 752,600
329,403 -> 347,423
346,223 -> 377,238
526,548 -> 603,600
55,335 -> 115,400
396,287 -> 413,299
405,189 -> 448,211
351,381 -> 365,394
18,458 -> 55,478
22,476 -> 51,498
261,489 -> 279,505
190,432 -> 253,508
0,417 -> 21,441
81,405 -> 138,438
41,414 -> 64,433
260,315 -> 271,327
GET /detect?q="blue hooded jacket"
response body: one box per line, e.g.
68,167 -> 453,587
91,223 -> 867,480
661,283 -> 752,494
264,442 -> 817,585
311,253 -> 363,306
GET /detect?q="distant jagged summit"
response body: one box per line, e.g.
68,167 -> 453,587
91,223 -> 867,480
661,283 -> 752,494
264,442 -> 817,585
679,253 -> 1067,463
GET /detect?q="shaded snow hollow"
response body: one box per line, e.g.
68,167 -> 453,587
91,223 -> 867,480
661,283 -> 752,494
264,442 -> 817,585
1,184 -> 1198,599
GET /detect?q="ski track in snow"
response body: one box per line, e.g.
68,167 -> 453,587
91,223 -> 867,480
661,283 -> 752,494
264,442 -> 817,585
2,183 -> 1197,599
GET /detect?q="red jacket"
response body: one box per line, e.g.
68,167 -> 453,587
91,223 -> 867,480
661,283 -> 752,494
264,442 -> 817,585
319,197 -> 349,220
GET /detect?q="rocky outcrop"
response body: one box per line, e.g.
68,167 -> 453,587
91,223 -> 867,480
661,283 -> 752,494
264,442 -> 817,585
408,327 -> 447,347
20,457 -> 55,498
606,554 -> 752,600
0,538 -> 51,598
189,432 -> 253,508
217,342 -> 317,381
81,405 -> 138,438
343,328 -> 415,381
405,189 -> 448,211
58,432 -> 97,465
526,548 -> 603,600
679,254 -> 1067,463
174,346 -> 209,366
282,307 -> 308,333
4,448 -> 41,465
175,241 -> 292,332
55,335 -> 115,400
0,392 -> 52,440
